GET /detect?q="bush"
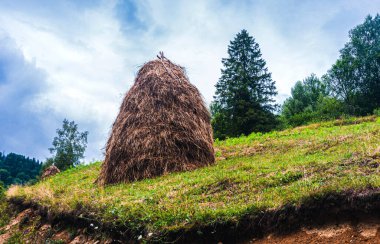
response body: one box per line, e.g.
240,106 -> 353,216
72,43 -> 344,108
374,108 -> 380,116
0,182 -> 4,199
284,110 -> 317,127
0,182 -> 9,228
315,96 -> 346,120
282,96 -> 347,127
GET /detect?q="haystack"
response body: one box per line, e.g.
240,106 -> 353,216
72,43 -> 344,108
41,165 -> 60,180
97,54 -> 215,185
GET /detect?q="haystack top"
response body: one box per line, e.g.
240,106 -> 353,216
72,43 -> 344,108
138,52 -> 187,84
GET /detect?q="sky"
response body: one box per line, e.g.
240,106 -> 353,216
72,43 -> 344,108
0,0 -> 379,162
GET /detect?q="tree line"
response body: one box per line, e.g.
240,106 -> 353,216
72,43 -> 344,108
0,152 -> 41,187
212,14 -> 380,139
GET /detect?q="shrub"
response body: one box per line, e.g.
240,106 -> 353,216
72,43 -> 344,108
0,182 -> 4,199
315,96 -> 346,120
0,182 -> 10,228
374,108 -> 380,116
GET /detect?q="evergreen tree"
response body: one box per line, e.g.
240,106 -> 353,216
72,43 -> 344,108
212,30 -> 278,139
48,119 -> 88,171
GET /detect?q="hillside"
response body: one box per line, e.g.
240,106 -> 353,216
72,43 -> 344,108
2,116 -> 380,243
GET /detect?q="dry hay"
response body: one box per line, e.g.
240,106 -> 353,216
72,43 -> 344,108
97,54 -> 215,185
41,165 -> 60,180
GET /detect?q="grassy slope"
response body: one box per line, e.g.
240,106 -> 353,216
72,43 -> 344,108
0,192 -> 11,234
7,116 -> 380,240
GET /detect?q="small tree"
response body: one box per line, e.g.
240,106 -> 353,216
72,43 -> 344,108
48,119 -> 88,171
212,29 -> 278,139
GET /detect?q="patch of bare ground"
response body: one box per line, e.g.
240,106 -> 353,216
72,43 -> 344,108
250,218 -> 379,244
244,188 -> 380,244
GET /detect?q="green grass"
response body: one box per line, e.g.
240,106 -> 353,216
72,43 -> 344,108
7,116 -> 380,240
0,191 -> 11,229
0,201 -> 10,231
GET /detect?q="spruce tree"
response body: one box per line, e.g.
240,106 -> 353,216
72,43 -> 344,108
212,30 -> 277,139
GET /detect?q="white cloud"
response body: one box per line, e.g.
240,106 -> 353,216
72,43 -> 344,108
0,1 -> 130,160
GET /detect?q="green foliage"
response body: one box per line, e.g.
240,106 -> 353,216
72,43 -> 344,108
210,102 -> 229,139
315,96 -> 346,119
0,169 -> 10,185
281,74 -> 344,126
0,181 -> 11,228
282,74 -> 327,117
324,14 -> 380,115
374,108 -> 380,116
6,232 -> 23,244
9,116 -> 380,240
282,15 -> 380,127
0,181 -> 4,198
0,152 -> 41,187
281,110 -> 316,127
212,29 -> 278,139
48,119 -> 88,171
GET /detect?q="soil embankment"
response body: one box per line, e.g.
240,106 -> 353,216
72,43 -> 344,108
1,207 -> 379,243
1,189 -> 379,243
250,215 -> 379,243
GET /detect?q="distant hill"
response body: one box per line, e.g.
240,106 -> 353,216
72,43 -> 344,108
0,152 -> 42,186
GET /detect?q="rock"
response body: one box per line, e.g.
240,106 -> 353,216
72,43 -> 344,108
41,166 -> 60,179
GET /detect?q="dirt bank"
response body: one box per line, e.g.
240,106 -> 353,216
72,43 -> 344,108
250,215 -> 379,243
2,188 -> 379,243
1,207 -> 379,244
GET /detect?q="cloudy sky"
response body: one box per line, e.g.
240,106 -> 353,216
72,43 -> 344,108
1,0 -> 379,162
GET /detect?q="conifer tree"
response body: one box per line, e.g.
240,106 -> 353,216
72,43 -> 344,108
212,30 -> 278,139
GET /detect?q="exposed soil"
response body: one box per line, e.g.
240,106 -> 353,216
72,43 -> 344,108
250,217 -> 379,243
1,207 -> 379,244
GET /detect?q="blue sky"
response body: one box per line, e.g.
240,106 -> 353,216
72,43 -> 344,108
0,0 -> 379,161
